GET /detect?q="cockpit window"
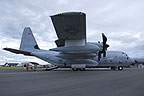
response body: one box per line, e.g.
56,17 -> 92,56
122,52 -> 125,54
122,52 -> 128,56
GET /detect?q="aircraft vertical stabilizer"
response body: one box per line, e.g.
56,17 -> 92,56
19,27 -> 40,52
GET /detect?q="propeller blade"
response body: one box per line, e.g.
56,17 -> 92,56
102,33 -> 108,57
98,33 -> 109,61
103,50 -> 106,57
98,52 -> 101,61
102,33 -> 107,45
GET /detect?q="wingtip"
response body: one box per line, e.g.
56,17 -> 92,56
3,48 -> 7,50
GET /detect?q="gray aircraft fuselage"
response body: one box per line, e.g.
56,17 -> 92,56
31,49 -> 135,68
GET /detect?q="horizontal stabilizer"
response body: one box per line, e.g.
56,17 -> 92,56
3,48 -> 33,56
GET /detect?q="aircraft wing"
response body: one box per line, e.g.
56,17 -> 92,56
51,12 -> 86,40
50,12 -> 109,61
50,12 -> 102,59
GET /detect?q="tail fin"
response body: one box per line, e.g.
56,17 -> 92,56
19,27 -> 40,52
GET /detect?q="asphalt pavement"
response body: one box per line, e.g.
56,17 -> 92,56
0,68 -> 144,96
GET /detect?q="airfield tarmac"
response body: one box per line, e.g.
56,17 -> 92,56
0,68 -> 144,96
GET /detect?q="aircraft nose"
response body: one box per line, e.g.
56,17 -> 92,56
130,59 -> 136,65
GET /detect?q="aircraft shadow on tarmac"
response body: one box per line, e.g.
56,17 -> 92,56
44,68 -> 130,72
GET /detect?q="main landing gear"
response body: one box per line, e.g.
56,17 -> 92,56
111,66 -> 123,70
111,67 -> 116,70
118,66 -> 123,70
72,68 -> 86,71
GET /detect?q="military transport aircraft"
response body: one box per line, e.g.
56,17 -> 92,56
3,12 -> 135,71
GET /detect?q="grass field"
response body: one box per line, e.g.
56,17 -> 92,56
0,67 -> 45,70
0,67 -> 24,69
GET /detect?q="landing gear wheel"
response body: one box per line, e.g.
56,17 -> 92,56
111,67 -> 116,70
118,66 -> 123,70
45,69 -> 50,71
79,68 -> 85,71
72,68 -> 78,71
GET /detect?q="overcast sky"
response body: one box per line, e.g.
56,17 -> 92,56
0,0 -> 144,65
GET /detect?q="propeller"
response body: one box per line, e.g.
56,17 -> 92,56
98,33 -> 109,61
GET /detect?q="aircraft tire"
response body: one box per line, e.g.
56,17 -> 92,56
79,68 -> 85,71
118,66 -> 123,70
45,69 -> 51,71
72,68 -> 78,71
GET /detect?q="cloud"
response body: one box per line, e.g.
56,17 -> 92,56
0,0 -> 144,64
